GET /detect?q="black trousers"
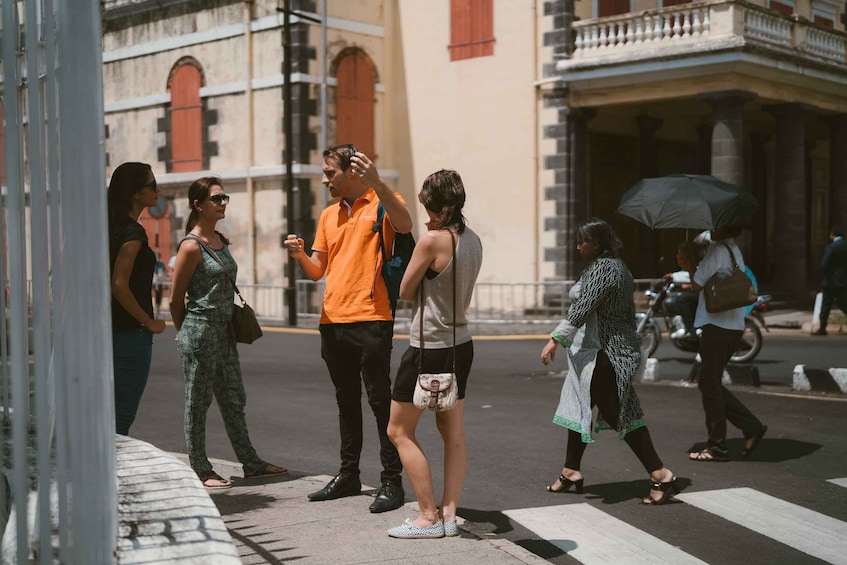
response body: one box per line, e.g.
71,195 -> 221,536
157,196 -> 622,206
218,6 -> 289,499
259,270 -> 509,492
319,321 -> 402,484
819,286 -> 847,326
565,352 -> 663,474
697,324 -> 764,451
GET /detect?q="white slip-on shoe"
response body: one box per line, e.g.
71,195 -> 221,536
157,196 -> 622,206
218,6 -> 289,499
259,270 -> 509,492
388,519 -> 445,539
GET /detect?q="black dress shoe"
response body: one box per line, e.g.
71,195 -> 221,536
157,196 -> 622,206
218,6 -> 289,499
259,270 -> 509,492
811,328 -> 828,336
307,474 -> 361,502
369,481 -> 405,513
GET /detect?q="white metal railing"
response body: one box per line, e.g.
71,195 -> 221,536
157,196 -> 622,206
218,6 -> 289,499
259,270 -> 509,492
226,279 -> 661,325
570,0 -> 847,64
1,2 -> 115,563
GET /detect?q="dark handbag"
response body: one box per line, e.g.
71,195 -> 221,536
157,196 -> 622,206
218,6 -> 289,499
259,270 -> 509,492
187,235 -> 263,344
412,232 -> 458,412
374,203 -> 416,315
703,243 -> 757,313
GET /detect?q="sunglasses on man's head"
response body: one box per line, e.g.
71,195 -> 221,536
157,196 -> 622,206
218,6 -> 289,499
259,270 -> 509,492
209,194 -> 230,205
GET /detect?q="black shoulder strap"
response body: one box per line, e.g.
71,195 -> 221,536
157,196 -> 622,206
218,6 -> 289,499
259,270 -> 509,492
719,242 -> 740,269
186,234 -> 246,306
418,231 -> 457,375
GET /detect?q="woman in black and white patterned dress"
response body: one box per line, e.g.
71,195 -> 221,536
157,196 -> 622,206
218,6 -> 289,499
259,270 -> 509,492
540,218 -> 677,505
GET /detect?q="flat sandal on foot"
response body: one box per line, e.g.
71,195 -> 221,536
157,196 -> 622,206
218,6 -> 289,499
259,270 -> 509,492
689,448 -> 728,462
201,472 -> 233,490
244,462 -> 288,479
641,477 -> 678,506
546,474 -> 584,494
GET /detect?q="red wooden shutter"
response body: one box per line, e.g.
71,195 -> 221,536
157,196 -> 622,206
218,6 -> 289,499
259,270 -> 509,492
450,0 -> 494,61
662,0 -> 691,6
336,54 -> 375,159
813,15 -> 834,27
170,65 -> 203,172
598,0 -> 631,17
769,0 -> 794,14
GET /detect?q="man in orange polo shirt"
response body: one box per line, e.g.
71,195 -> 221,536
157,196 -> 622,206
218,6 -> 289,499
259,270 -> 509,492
284,144 -> 412,513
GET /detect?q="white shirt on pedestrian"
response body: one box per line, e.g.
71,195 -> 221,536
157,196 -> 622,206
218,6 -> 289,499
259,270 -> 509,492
693,239 -> 747,331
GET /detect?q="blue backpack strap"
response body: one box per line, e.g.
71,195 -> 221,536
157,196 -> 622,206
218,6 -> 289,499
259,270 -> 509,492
373,203 -> 388,262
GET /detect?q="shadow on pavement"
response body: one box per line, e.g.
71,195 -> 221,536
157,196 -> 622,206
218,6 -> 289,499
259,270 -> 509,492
686,438 -> 822,463
457,507 -> 569,560
581,477 -> 692,505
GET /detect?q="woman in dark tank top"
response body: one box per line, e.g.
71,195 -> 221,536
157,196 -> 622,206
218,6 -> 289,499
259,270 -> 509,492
108,162 -> 166,436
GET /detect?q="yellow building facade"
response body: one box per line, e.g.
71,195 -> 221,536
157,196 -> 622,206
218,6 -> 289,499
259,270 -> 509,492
100,0 -> 847,302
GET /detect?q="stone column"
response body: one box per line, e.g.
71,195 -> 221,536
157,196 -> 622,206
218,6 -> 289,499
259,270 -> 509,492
636,115 -> 663,276
543,87 -> 574,279
769,104 -> 811,293
829,114 -> 847,230
749,132 -> 770,280
698,90 -> 756,187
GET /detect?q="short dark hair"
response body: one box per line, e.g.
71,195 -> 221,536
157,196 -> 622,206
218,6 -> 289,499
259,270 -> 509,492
575,218 -> 623,258
322,144 -> 359,172
419,169 -> 467,233
831,226 -> 844,237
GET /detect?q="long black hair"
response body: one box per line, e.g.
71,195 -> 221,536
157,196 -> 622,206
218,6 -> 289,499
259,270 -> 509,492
419,169 -> 467,234
184,176 -> 230,244
107,162 -> 152,234
575,217 -> 623,259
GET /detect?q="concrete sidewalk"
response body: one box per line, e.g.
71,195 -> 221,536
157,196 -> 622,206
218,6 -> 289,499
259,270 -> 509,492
192,456 -> 545,565
116,438 -> 544,564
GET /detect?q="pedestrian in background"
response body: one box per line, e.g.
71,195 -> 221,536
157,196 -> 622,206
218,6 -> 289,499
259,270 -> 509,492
108,162 -> 166,436
540,218 -> 677,505
285,144 -> 412,513
386,170 -> 483,539
152,251 -> 167,317
679,226 -> 767,461
812,226 -> 847,336
170,177 -> 286,489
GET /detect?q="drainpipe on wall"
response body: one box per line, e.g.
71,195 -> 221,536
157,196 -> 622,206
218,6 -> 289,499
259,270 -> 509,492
245,0 -> 257,283
533,0 -> 540,283
320,0 -> 328,209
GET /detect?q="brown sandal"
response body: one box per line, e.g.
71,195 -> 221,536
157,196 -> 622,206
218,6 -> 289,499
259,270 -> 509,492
244,462 -> 288,479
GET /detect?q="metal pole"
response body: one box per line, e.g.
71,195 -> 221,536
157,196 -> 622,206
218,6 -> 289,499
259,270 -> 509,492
283,0 -> 297,326
320,0 -> 328,209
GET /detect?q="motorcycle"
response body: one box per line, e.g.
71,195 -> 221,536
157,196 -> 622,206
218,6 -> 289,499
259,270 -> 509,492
635,279 -> 771,364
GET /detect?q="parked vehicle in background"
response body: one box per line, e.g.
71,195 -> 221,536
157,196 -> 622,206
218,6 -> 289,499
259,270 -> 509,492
636,279 -> 770,364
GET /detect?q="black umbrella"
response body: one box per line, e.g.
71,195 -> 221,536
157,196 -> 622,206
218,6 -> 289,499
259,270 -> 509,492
616,174 -> 758,230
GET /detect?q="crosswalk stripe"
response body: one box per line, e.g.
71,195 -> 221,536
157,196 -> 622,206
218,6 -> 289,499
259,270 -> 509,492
827,478 -> 847,489
504,503 -> 706,564
676,487 -> 847,564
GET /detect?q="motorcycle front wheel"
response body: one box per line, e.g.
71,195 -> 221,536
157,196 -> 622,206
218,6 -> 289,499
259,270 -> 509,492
635,313 -> 660,358
730,318 -> 763,363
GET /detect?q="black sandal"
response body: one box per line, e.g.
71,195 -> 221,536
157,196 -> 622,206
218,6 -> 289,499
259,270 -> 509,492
546,474 -> 584,494
689,447 -> 728,462
641,477 -> 678,505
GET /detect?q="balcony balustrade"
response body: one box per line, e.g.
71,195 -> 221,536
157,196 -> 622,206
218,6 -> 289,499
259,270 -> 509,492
571,0 -> 847,66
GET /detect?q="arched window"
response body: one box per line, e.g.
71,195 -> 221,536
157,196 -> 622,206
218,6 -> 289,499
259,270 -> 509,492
335,52 -> 376,158
168,62 -> 203,172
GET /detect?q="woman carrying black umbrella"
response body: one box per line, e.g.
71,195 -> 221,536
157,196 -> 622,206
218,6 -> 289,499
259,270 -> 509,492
678,225 -> 767,461
540,218 -> 677,505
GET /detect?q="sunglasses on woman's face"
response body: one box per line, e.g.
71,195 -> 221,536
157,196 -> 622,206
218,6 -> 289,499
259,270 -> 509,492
209,194 -> 230,205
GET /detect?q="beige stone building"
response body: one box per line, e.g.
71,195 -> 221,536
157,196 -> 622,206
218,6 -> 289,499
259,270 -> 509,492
99,0 -> 847,309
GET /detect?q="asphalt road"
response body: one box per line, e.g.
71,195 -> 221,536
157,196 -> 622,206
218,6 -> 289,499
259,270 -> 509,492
133,327 -> 847,564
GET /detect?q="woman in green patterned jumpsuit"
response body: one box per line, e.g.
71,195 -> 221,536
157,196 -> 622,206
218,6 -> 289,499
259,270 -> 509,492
170,177 -> 287,489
